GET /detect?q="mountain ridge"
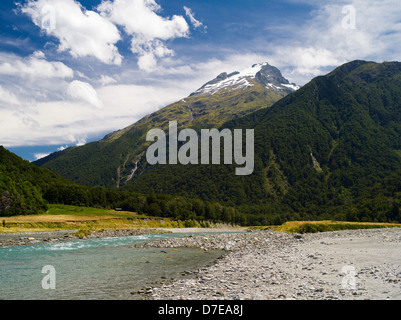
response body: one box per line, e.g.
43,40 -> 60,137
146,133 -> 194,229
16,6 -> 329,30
34,62 -> 298,189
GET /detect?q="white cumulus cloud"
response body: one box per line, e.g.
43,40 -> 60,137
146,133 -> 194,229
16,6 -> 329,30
98,0 -> 190,71
265,0 -> 401,84
21,0 -> 122,65
0,51 -> 74,79
21,0 -> 194,71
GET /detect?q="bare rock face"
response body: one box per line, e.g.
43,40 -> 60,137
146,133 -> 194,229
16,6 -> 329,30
0,190 -> 12,213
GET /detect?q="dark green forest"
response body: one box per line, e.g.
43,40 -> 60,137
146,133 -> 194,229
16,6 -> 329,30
41,183 -> 246,224
0,146 -> 65,216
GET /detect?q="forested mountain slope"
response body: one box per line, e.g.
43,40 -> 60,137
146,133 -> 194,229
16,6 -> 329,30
124,60 -> 401,224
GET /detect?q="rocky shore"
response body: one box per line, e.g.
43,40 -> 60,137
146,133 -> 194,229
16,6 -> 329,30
136,228 -> 401,300
0,228 -> 162,247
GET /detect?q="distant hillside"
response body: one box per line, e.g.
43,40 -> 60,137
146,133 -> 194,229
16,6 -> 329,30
0,146 -> 72,216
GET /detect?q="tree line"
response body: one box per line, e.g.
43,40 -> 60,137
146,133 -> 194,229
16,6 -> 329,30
41,183 -> 247,225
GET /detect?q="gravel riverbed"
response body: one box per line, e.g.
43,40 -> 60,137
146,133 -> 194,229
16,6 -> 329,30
135,228 -> 401,300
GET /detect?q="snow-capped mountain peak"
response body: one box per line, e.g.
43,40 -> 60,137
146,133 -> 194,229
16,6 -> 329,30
191,62 -> 299,96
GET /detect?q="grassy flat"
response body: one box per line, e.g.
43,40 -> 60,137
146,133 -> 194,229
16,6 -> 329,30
0,204 -> 187,234
275,220 -> 401,233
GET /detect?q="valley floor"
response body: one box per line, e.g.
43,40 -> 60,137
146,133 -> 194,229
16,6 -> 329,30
137,228 -> 401,300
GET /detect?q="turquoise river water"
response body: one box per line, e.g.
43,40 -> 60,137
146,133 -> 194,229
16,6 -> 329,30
0,232 -> 228,300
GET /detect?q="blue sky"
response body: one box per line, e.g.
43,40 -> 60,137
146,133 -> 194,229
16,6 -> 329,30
1,0 -> 401,161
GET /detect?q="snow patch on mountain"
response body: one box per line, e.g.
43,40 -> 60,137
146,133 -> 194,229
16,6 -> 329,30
281,83 -> 300,91
191,62 -> 299,96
